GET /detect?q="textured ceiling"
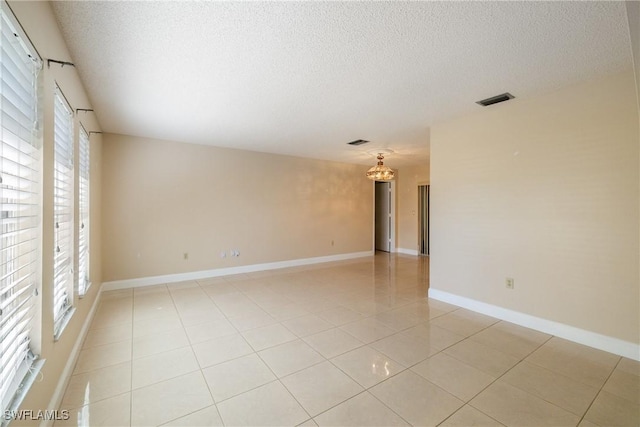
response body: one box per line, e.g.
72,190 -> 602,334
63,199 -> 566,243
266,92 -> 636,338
51,1 -> 632,167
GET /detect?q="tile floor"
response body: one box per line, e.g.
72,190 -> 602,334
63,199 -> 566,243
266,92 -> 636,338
57,253 -> 639,426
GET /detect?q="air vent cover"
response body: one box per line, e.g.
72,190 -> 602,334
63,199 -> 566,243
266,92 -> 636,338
347,139 -> 369,146
476,92 -> 514,107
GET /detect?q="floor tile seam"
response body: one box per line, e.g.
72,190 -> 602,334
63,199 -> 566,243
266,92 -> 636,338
524,353 -> 619,390
184,325 -> 231,345
301,336 -> 367,360
199,283 -> 238,319
131,364 -> 201,391
326,350 -> 409,391
461,335 -> 591,422
454,402 -> 508,427
228,318 -> 281,333
369,372 -> 468,426
132,341 -> 193,361
196,346 -> 258,371
133,311 -> 182,323
168,287 -> 246,372
306,389 -> 400,424
92,308 -> 134,317
61,388 -> 133,412
436,402 -> 504,427
335,324 -> 384,345
179,301 -> 243,344
195,361 -> 224,424
440,311 -> 501,336
309,388 -> 414,427
162,402 -> 224,427
441,330 -> 522,368
239,330 -> 298,353
601,379 -> 640,406
406,349 -> 496,389
254,344 -> 327,379
576,356 -> 626,426
473,360 -> 589,419
514,352 -> 606,398
464,322 -> 553,361
67,359 -> 133,381
169,288 -> 239,344
466,327 -> 552,355
279,323 -> 332,341
314,344 -> 467,425
364,336 -> 430,368
81,336 -> 134,351
193,335 -> 255,370
86,319 -> 133,333
372,360 -> 467,408
132,325 -> 194,341
271,377 -> 313,421
73,352 -> 133,376
464,383 -> 563,427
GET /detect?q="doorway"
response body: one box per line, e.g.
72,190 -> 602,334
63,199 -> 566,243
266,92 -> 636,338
375,181 -> 392,252
418,185 -> 429,255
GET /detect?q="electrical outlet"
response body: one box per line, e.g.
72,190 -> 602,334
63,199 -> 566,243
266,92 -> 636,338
506,277 -> 514,289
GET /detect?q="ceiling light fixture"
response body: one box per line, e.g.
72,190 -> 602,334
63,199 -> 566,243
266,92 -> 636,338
366,152 -> 395,181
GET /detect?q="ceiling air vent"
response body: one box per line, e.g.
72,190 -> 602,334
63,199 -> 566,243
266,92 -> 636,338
476,92 -> 514,107
347,139 -> 369,146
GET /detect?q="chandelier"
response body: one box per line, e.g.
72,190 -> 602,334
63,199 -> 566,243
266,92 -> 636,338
366,153 -> 395,181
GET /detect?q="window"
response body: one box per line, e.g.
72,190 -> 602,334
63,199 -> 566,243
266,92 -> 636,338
0,0 -> 42,416
52,87 -> 74,338
77,127 -> 89,296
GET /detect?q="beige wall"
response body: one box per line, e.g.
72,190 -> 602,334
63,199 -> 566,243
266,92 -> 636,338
628,1 -> 640,107
8,1 -> 103,421
396,164 -> 429,252
627,2 -> 640,312
101,134 -> 373,281
430,69 -> 639,344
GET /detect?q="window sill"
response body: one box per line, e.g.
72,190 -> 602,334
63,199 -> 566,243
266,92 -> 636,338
1,358 -> 45,427
78,282 -> 92,299
53,307 -> 76,342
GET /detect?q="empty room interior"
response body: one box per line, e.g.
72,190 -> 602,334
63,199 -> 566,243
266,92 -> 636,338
1,1 -> 639,426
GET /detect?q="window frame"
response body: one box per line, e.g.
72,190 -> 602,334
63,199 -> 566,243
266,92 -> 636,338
52,85 -> 74,340
76,125 -> 90,297
0,0 -> 44,420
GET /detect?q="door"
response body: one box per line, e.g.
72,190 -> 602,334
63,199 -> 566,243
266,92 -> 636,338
418,185 -> 429,255
375,181 -> 391,252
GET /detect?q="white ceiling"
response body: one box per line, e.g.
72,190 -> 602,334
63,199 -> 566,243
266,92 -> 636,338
51,1 -> 632,167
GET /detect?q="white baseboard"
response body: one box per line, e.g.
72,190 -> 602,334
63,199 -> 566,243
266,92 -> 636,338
428,288 -> 640,361
396,248 -> 419,256
46,284 -> 103,418
102,251 -> 374,291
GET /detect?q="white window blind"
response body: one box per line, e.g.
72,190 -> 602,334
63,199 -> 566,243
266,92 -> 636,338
77,127 -> 89,296
0,0 -> 41,416
53,87 -> 73,336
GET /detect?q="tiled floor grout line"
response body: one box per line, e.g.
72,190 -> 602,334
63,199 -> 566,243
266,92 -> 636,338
575,355 -> 622,427
320,352 -> 416,426
198,272 -> 426,425
65,255 -> 633,427
171,282 -> 230,427
383,318 -> 555,427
